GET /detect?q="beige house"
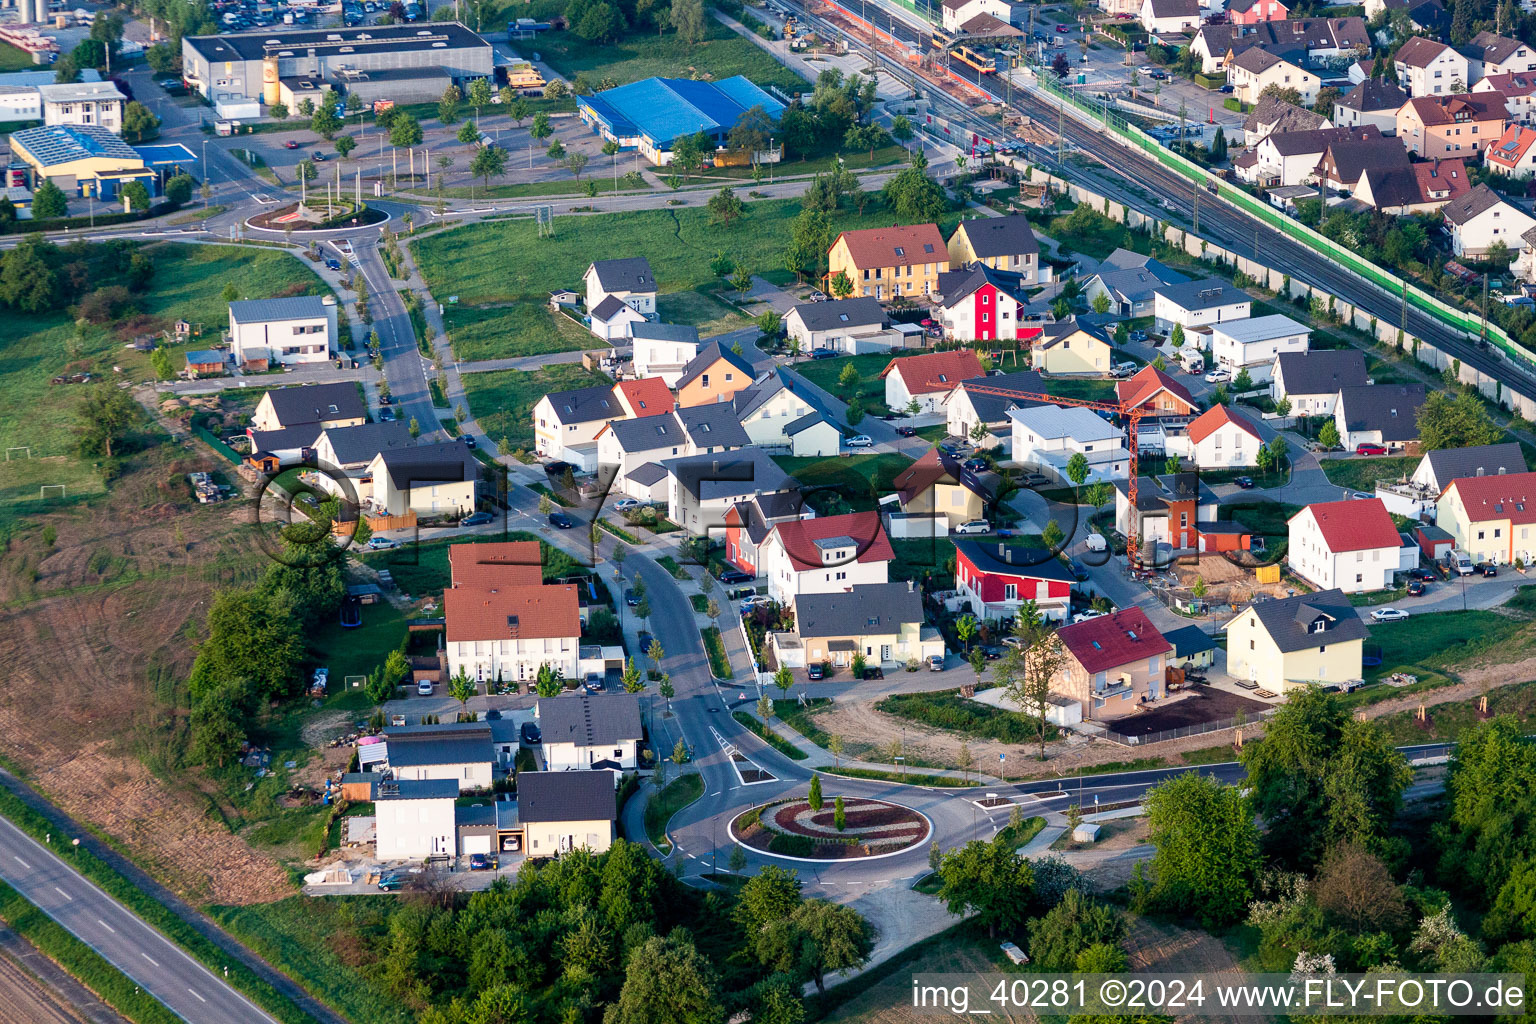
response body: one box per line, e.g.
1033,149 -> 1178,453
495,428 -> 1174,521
1435,470 -> 1536,565
1396,93 -> 1507,160
1229,47 -> 1321,105
518,771 -> 616,858
1031,317 -> 1113,376
365,442 -> 478,518
887,446 -> 992,527
947,215 -> 1041,284
828,224 -> 947,300
1225,588 -> 1368,691
779,582 -> 941,668
1049,607 -> 1172,721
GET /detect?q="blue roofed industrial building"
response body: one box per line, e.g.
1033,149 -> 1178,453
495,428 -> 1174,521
5,125 -> 194,203
577,75 -> 784,166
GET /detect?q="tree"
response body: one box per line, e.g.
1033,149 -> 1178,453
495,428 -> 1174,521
608,933 -> 722,1024
808,773 -> 823,811
785,208 -> 832,280
530,112 -> 553,144
334,135 -> 356,160
448,667 -> 476,710
670,0 -> 706,44
955,614 -> 977,652
708,186 -> 743,226
846,403 -> 864,428
1241,687 -> 1410,868
1083,481 -> 1113,510
467,77 -> 493,120
1170,323 -> 1185,349
647,637 -> 665,665
739,864 -> 802,932
1318,420 -> 1341,449
534,663 -> 564,697
545,79 -> 569,101
437,84 -> 462,124
547,139 -> 566,160
837,362 -> 861,394
188,683 -> 248,769
1065,451 -> 1091,488
937,839 -> 1034,936
792,898 -> 871,994
622,656 -> 643,694
891,114 -> 914,149
1042,519 -> 1066,553
297,98 -> 316,118
470,144 -> 508,194
1026,889 -> 1123,970
389,112 -> 424,148
564,152 -> 589,180
844,123 -> 886,159
30,181 -> 65,220
295,159 -> 318,185
509,97 -> 530,129
311,103 -> 343,140
1152,353 -> 1167,372
74,384 -> 136,458
659,674 -> 675,706
1001,603 -> 1065,761
1091,292 -> 1111,315
1313,842 -> 1409,934
1141,772 -> 1258,926
1417,390 -> 1503,451
881,166 -> 946,224
71,38 -> 108,70
121,102 -> 161,144
757,693 -> 775,724
1232,367 -> 1253,393
833,796 -> 845,830
458,120 -> 481,147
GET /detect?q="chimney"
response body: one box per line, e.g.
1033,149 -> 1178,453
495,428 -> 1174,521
997,542 -> 1005,559
907,580 -> 915,593
1005,548 -> 1014,564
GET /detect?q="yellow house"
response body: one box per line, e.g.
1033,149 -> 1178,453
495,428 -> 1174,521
828,224 -> 948,300
674,341 -> 756,408
888,445 -> 992,527
1435,471 -> 1536,565
1225,588 -> 1367,692
516,771 -> 616,858
1032,317 -> 1113,375
947,214 -> 1040,285
780,582 -> 943,668
9,123 -> 156,202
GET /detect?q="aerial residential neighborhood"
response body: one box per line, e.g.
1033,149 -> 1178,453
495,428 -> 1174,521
5,0 -> 1536,1020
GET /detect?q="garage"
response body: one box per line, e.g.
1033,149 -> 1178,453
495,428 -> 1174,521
460,833 -> 492,856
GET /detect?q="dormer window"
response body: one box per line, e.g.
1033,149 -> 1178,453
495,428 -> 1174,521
1310,617 -> 1328,633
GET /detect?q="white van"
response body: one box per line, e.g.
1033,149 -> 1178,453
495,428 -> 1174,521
1445,549 -> 1474,576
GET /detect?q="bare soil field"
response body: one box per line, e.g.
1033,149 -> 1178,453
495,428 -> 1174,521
0,452 -> 290,905
1173,554 -> 1291,609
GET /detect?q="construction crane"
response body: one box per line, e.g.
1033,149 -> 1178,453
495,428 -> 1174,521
932,380 -> 1149,565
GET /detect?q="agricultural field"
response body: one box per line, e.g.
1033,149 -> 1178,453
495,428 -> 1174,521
460,363 -> 613,451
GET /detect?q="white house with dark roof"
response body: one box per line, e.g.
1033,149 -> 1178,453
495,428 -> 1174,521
1394,35 -> 1469,96
587,295 -> 646,341
760,510 -> 893,605
783,297 -> 890,354
663,450 -> 797,537
1334,384 -> 1428,452
583,257 -> 656,317
630,323 -> 701,385
731,367 -> 841,456
943,370 -> 1047,450
536,693 -> 642,771
1270,349 -> 1367,414
1377,441 -> 1528,519
1082,249 -> 1189,318
1467,30 -> 1536,79
364,442 -> 478,517
1228,47 -> 1321,105
1140,0 -> 1199,34
1333,79 -> 1408,134
1009,404 -> 1129,485
1151,280 -> 1251,333
374,778 -> 458,860
518,771 -> 617,857
1442,184 -> 1536,258
1209,314 -> 1309,381
228,295 -> 337,368
940,0 -> 1011,30
313,420 -> 413,496
725,491 -> 810,576
532,384 -> 626,464
382,722 -> 496,793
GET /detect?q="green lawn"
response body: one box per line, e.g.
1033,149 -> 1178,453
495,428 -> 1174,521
773,452 -> 914,511
358,532 -> 590,596
1371,676 -> 1536,746
0,243 -> 326,460
792,353 -> 899,396
411,198 -> 931,306
308,601 -> 407,686
512,20 -> 808,93
1037,376 -> 1117,403
732,710 -> 809,759
444,303 -> 594,361
0,456 -> 108,527
438,176 -> 653,200
1219,500 -> 1302,539
1319,455 -> 1417,492
656,289 -> 754,334
0,43 -> 35,72
460,364 -> 612,451
889,537 -> 955,583
1359,609 -> 1536,685
644,772 -> 704,852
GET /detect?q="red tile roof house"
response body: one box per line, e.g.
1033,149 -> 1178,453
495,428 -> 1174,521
443,583 -> 581,688
723,491 -> 808,576
448,541 -> 544,588
880,349 -> 985,416
1287,497 -> 1404,593
1049,607 -> 1174,720
759,511 -> 896,607
953,539 -> 1076,623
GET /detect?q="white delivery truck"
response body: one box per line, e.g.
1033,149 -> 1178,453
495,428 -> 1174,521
1444,549 -> 1474,575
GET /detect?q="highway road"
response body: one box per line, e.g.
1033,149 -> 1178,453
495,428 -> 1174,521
0,814 -> 279,1024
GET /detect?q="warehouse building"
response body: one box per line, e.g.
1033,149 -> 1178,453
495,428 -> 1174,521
7,124 -> 157,200
0,68 -> 102,124
578,75 -> 783,166
180,23 -> 495,116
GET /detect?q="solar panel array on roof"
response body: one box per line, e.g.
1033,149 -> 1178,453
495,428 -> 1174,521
13,124 -> 140,165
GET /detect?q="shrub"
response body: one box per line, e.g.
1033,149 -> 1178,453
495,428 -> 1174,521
768,833 -> 814,856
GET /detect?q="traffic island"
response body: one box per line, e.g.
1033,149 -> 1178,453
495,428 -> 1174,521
247,200 -> 387,232
730,796 -> 931,861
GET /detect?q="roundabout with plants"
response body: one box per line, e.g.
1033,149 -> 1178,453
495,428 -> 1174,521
730,779 -> 932,861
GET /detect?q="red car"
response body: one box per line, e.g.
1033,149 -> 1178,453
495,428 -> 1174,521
1055,23 -> 1069,30
283,139 -> 300,150
1355,444 -> 1389,456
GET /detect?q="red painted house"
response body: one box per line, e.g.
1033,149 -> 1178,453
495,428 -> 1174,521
953,539 -> 1076,623
936,263 -> 1036,343
1228,0 -> 1290,24
724,492 -> 807,576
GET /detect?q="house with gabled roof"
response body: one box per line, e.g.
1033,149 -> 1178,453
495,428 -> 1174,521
1032,316 -> 1114,375
1226,588 -> 1369,691
954,539 -> 1076,622
827,223 -> 948,300
444,582 -> 581,686
1485,124 -> 1536,177
1413,441 -> 1527,494
1288,497 -> 1402,591
449,541 -> 544,589
760,510 -> 894,606
536,693 -> 643,771
1082,248 -> 1189,317
612,377 -> 675,420
732,367 -> 841,456
1140,0 -> 1199,35
662,450 -> 796,537
776,581 -> 940,669
725,491 -> 810,576
1356,157 -> 1470,214
884,445 -> 998,532
1240,94 -> 1330,140
783,297 -> 890,355
1334,383 -> 1427,451
533,383 -> 625,463
518,770 -> 617,857
881,349 -> 985,415
1152,280 -> 1251,333
1116,364 -> 1197,418
1270,349 -> 1367,414
1114,472 -> 1236,553
675,341 -> 756,408
947,214 -> 1041,282
251,381 -> 365,434
1394,35 -> 1470,96
1466,30 -> 1536,79
1314,127 -> 1411,194
313,420 -> 413,493
1475,72 -> 1536,126
1397,93 -> 1507,160
1050,607 -> 1173,719
1168,404 -> 1264,468
1229,47 -> 1321,105
1437,470 -> 1536,565
630,323 -> 700,386
1333,78 -> 1408,134
1442,184 -> 1532,260
943,370 -> 1047,450
365,442 -> 478,518
588,295 -> 646,341
583,257 -> 656,317
937,262 -> 1030,343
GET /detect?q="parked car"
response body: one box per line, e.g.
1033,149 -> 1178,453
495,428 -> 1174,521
1019,472 -> 1051,489
484,708 -> 501,720
1480,563 -> 1499,577
1233,476 -> 1255,489
862,665 -> 884,680
365,537 -> 395,550
1128,329 -> 1148,342
460,511 -> 493,526
284,139 -> 300,149
637,631 -> 655,652
1407,580 -> 1426,596
978,644 -> 1004,660
312,151 -> 327,162
416,678 -> 433,695
377,872 -> 406,892
1355,444 -> 1389,456
521,721 -> 541,744
845,434 -> 873,448
1055,22 -> 1069,30
718,568 -> 754,584
324,257 -> 341,270
584,672 -> 605,692
625,588 -> 639,606
807,662 -> 825,680
544,460 -> 573,476
1068,559 -> 1090,582
1111,360 -> 1137,377
1203,369 -> 1231,383
810,348 -> 837,359
740,594 -> 772,610
926,654 -> 945,671
548,511 -> 575,528
896,426 -> 917,437
614,498 -> 640,511
1370,607 -> 1409,622
468,854 -> 495,871
1411,568 -> 1437,582
462,435 -> 476,449
1072,608 -> 1108,624
954,519 -> 992,535
962,457 -> 988,472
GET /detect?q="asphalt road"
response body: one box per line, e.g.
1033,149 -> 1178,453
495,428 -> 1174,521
0,814 -> 278,1024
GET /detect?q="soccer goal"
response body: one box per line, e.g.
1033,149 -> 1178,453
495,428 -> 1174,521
5,447 -> 31,460
345,675 -> 367,690
39,485 -> 65,499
